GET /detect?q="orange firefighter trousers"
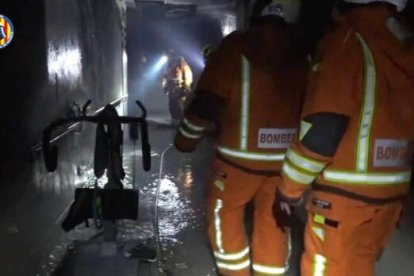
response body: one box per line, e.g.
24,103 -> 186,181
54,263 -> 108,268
301,191 -> 402,276
206,158 -> 288,276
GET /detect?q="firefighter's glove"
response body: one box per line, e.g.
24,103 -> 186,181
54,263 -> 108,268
273,188 -> 303,232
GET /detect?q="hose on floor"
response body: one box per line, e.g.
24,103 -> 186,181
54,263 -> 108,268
154,143 -> 174,274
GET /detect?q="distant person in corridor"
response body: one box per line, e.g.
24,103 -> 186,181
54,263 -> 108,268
162,50 -> 193,124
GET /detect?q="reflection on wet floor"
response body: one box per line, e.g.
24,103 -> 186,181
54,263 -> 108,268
179,164 -> 194,192
135,174 -> 198,245
38,118 -> 216,275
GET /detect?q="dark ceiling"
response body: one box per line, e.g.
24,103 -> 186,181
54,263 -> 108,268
130,0 -> 238,20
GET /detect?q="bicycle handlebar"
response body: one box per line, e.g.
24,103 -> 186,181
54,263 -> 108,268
43,100 -> 151,172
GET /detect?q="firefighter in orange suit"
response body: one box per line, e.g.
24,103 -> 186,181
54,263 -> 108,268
162,50 -> 193,122
174,0 -> 307,275
275,1 -> 414,275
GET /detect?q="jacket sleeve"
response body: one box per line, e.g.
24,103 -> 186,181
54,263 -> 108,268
174,33 -> 239,152
280,27 -> 361,200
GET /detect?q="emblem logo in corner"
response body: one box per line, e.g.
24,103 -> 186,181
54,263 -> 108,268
0,15 -> 14,49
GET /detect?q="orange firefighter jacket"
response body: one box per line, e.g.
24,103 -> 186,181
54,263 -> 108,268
280,6 -> 414,202
174,25 -> 307,172
163,57 -> 193,90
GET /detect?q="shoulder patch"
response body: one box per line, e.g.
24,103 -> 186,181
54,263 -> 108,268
301,112 -> 349,157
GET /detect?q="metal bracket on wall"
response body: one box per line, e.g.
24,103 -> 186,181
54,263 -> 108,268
31,95 -> 129,152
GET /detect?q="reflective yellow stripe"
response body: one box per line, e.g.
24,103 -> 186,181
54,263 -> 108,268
299,120 -> 313,141
253,264 -> 287,275
313,214 -> 325,225
214,247 -> 250,261
313,254 -> 327,276
323,170 -> 411,185
217,259 -> 251,271
240,55 -> 251,150
183,118 -> 205,132
218,147 -> 285,161
286,148 -> 325,174
355,33 -> 376,172
214,199 -> 224,253
282,162 -> 316,185
179,127 -> 202,139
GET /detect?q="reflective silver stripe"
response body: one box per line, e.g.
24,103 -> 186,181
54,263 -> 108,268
183,118 -> 205,132
217,259 -> 251,271
311,62 -> 320,72
253,264 -> 287,275
218,147 -> 285,161
214,199 -> 224,253
286,228 -> 292,270
214,247 -> 250,261
386,17 -> 413,43
286,149 -> 325,174
179,127 -> 202,139
313,254 -> 327,276
312,226 -> 325,241
282,162 -> 316,185
323,170 -> 411,185
355,33 -> 376,172
240,55 -> 251,150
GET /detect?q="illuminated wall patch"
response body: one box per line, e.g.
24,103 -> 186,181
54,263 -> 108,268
47,43 -> 82,87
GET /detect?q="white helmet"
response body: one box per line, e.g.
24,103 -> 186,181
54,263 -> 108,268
259,0 -> 301,24
343,0 -> 409,12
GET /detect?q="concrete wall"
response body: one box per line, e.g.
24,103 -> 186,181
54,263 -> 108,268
0,0 -> 126,172
0,0 -> 127,275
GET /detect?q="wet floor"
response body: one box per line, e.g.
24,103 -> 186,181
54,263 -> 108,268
49,113 -> 218,276
0,106 -> 413,276
120,118 -> 218,276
